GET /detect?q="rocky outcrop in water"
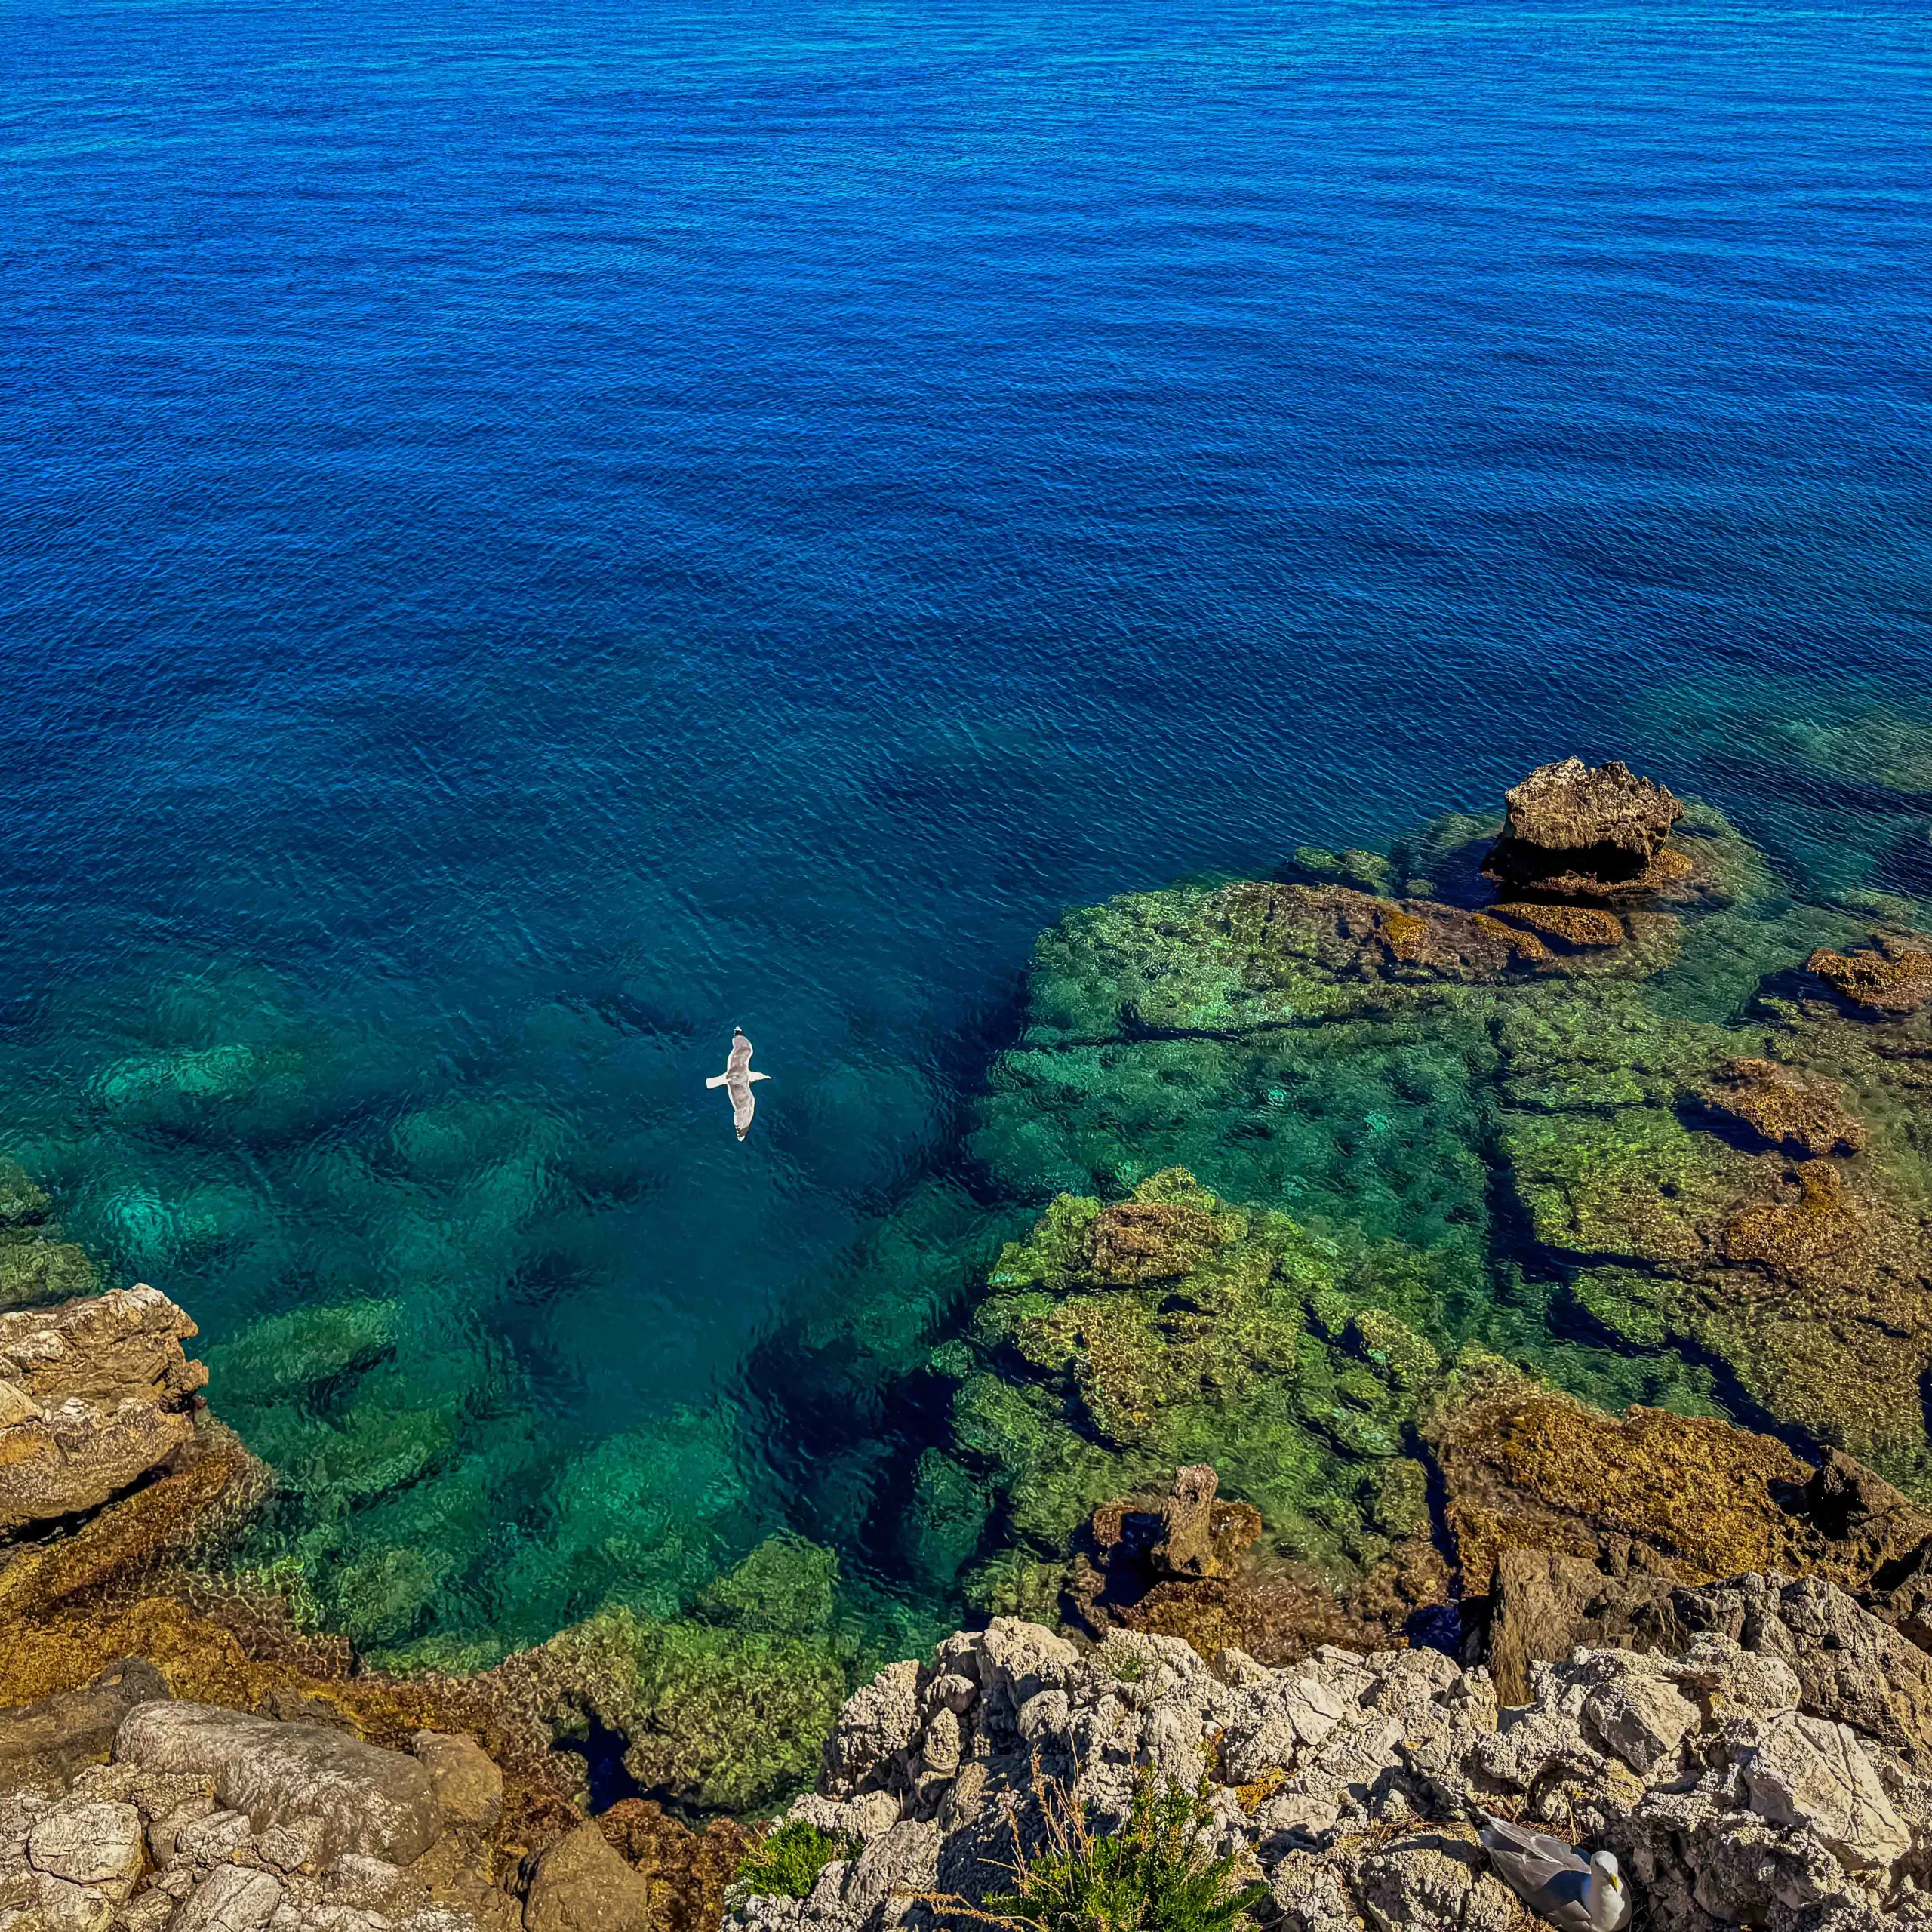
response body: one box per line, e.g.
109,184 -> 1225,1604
1483,758 -> 1689,901
740,1586 -> 1932,1932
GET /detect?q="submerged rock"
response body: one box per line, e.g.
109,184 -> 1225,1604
1694,1055 -> 1865,1157
930,1169 -> 1450,1621
1807,930 -> 1932,1014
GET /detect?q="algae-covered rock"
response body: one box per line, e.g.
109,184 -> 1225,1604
937,1171 -> 1446,1605
0,1229 -> 99,1311
0,1161 -> 53,1226
1696,1057 -> 1865,1158
1807,930 -> 1932,1015
1496,958 -> 1932,1485
526,1605 -> 848,1815
204,1300 -> 400,1411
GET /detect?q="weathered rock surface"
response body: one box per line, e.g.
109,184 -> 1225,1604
735,1587 -> 1932,1932
409,1736 -> 501,1835
0,1696 -> 550,1932
0,1286 -> 208,1529
0,1660 -> 171,1790
591,1801 -> 755,1932
1483,758 -> 1688,900
1807,932 -> 1932,1016
1423,1358 -> 1932,1701
522,1820 -> 657,1932
1061,1466 -> 1441,1669
118,1703 -> 447,1866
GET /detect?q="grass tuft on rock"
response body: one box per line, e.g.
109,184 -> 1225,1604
940,1765 -> 1266,1932
728,1822 -> 856,1904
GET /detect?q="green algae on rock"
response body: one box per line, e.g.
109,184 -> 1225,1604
928,1169 -> 1447,1609
16,751 -> 1932,1836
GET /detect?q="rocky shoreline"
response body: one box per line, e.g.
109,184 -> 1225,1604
8,756 -> 1932,1932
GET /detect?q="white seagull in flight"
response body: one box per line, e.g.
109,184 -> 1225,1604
706,1029 -> 770,1141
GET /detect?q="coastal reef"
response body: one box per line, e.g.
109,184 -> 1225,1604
12,750 -> 1932,1914
902,754 -> 1932,1575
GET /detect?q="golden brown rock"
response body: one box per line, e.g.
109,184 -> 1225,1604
1697,1057 -> 1865,1157
1487,903 -> 1626,951
524,1820 -> 658,1932
1482,758 -> 1687,900
593,1800 -> 756,1932
0,1286 -> 208,1529
1088,1203 -> 1226,1286
1423,1358 -> 1932,1700
1423,1358 -> 1827,1598
1807,934 -> 1932,1015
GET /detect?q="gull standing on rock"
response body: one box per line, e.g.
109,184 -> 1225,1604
1478,1815 -> 1632,1932
706,1029 -> 770,1142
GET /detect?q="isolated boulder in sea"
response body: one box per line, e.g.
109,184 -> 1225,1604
1483,757 -> 1687,899
0,1285 -> 208,1530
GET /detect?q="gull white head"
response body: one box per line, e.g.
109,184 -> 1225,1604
1588,1852 -> 1629,1932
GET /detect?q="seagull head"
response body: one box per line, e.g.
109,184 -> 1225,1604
1587,1852 -> 1629,1930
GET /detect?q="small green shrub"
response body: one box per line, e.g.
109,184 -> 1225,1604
947,1764 -> 1266,1932
728,1823 -> 856,1906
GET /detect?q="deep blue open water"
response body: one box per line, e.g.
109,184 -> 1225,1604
3,0 -> 1930,1654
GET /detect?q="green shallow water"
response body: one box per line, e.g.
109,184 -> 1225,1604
8,737 -> 1932,1808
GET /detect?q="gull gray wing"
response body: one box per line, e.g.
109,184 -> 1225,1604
1480,1819 -> 1595,1930
728,1032 -> 754,1077
731,1079 -> 755,1140
1481,1818 -> 1589,1873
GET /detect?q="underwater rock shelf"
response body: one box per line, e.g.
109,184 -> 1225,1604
861,758 -> 1932,1641
8,755 -> 1932,1903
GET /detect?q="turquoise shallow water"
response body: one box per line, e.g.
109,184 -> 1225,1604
2,0 -> 1930,1660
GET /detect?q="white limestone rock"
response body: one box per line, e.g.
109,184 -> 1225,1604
27,1801 -> 143,1896
174,1870 -> 284,1932
1737,1711 -> 1912,1871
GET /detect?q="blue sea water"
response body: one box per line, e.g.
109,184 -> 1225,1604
3,0 -> 1931,1654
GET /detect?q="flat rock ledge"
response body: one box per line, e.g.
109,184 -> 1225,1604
737,1574 -> 1932,1932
